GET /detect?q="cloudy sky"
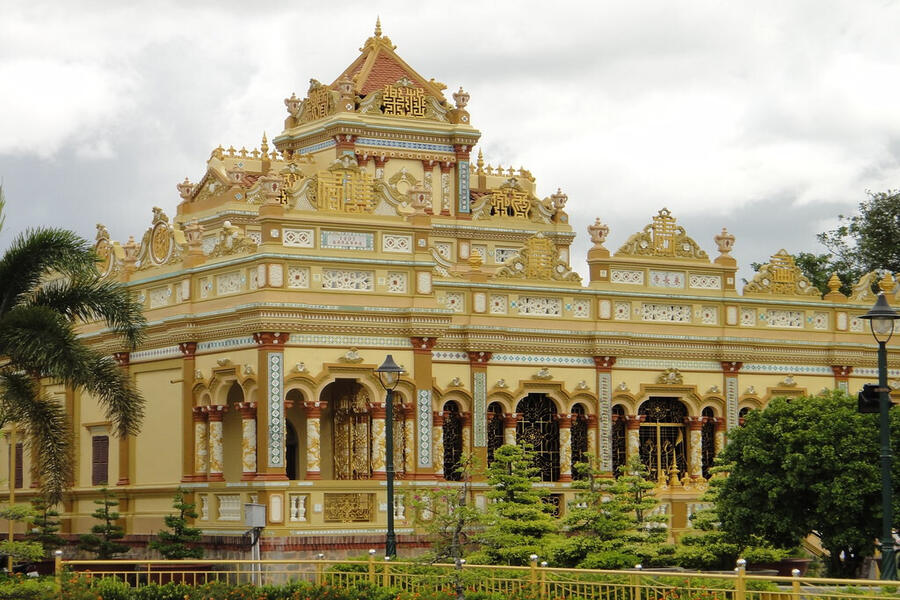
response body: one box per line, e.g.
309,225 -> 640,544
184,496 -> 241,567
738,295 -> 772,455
2,1 -> 899,282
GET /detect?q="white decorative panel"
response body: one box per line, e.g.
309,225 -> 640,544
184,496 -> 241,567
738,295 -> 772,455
249,268 -> 259,290
217,495 -> 241,521
322,269 -> 374,291
489,294 -> 508,314
416,271 -> 432,294
321,230 -> 374,250
495,247 -> 518,263
614,301 -> 631,320
641,303 -> 691,323
726,305 -> 737,325
836,312 -> 848,331
765,309 -> 803,329
850,315 -> 865,332
740,308 -> 756,326
599,299 -> 611,319
610,269 -> 644,284
383,234 -> 412,253
181,279 -> 190,301
216,271 -> 244,295
268,264 -> 284,287
247,231 -> 262,245
283,228 -> 314,248
444,291 -> 465,313
572,299 -> 590,318
434,242 -> 451,260
813,312 -> 829,330
518,296 -> 562,316
202,234 -> 217,255
473,292 -> 487,313
458,241 -> 470,260
287,266 -> 310,289
149,286 -> 171,308
699,306 -> 717,324
649,270 -> 685,288
689,274 -> 722,290
289,494 -> 308,522
386,271 -> 408,293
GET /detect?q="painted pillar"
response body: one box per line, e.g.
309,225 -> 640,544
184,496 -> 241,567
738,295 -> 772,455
721,361 -> 743,438
503,413 -> 519,446
832,365 -> 853,393
624,415 -> 644,463
439,161 -> 452,216
432,412 -> 444,477
303,401 -> 325,480
179,342 -> 199,481
206,405 -> 226,482
713,417 -> 726,457
411,337 -> 438,474
192,407 -> 209,480
467,351 -> 491,469
587,414 -> 599,460
454,144 -> 471,216
112,351 -> 132,487
685,416 -> 704,480
253,332 -> 289,481
558,413 -> 573,482
402,403 -> 415,475
236,401 -> 257,480
460,412 -> 472,455
370,402 -> 387,480
593,356 -> 616,475
421,160 -> 435,214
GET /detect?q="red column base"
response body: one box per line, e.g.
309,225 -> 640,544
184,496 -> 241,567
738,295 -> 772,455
181,474 -> 208,483
241,472 -> 257,481
558,474 -> 573,483
305,471 -> 321,480
254,472 -> 289,481
208,473 -> 225,482
372,471 -> 387,481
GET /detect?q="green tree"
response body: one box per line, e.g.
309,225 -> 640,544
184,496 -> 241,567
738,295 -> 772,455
468,444 -> 559,565
149,489 -> 203,560
0,187 -> 146,503
78,488 -> 128,559
26,496 -> 65,556
819,190 -> 900,278
716,391 -> 894,577
0,504 -> 43,566
606,455 -> 672,566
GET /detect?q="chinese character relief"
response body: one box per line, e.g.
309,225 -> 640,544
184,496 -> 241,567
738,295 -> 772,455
470,180 -> 555,223
743,250 -> 820,296
493,234 -> 581,282
615,208 -> 709,260
315,157 -> 376,213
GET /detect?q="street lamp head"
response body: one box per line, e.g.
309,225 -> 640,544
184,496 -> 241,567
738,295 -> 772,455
861,293 -> 900,343
376,354 -> 403,390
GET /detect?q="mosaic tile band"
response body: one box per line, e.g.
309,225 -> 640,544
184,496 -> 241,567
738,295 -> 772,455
473,371 -> 487,447
417,389 -> 433,467
268,352 -> 285,468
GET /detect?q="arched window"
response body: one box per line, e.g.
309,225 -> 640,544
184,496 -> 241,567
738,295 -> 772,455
330,381 -> 372,480
701,407 -> 716,479
286,422 -> 299,481
222,381 -> 244,482
738,406 -> 752,426
638,398 -> 688,483
443,401 -> 463,480
570,403 -> 588,478
487,402 -> 504,465
516,393 -> 559,482
611,404 -> 626,476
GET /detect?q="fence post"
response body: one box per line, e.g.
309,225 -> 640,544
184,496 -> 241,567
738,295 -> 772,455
383,555 -> 392,588
791,568 -> 800,600
368,549 -> 377,584
316,553 -> 325,586
54,550 -> 63,599
540,560 -> 548,600
735,558 -> 747,600
529,554 -> 539,596
631,564 -> 642,600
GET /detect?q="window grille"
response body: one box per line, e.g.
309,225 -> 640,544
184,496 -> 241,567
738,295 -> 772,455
516,393 -> 560,482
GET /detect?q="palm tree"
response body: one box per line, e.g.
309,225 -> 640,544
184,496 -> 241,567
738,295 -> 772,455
0,187 -> 146,503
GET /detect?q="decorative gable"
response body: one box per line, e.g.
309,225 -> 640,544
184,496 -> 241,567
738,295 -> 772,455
615,208 -> 708,261
743,250 -> 820,297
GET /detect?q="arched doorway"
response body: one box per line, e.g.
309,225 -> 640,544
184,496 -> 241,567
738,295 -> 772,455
324,380 -> 372,480
570,403 -> 588,478
638,398 -> 688,483
442,401 -> 463,480
487,402 -> 504,465
701,407 -> 716,479
515,393 -> 559,482
284,388 -> 306,480
611,404 -> 626,476
222,381 -> 244,482
286,422 -> 299,481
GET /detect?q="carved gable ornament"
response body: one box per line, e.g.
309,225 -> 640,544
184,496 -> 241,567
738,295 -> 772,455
493,233 -> 581,282
615,208 -> 708,261
358,79 -> 448,122
743,250 -> 820,297
656,368 -> 684,385
470,178 -> 554,223
312,156 -> 375,213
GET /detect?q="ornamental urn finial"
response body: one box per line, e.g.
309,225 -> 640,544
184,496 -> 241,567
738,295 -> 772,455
714,227 -> 735,256
827,273 -> 842,294
177,177 -> 194,200
588,218 -> 609,247
453,86 -> 470,110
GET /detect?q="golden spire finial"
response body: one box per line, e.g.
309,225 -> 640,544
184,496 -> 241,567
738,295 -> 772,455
476,149 -> 484,172
260,132 -> 269,155
827,273 -> 842,293
375,16 -> 382,37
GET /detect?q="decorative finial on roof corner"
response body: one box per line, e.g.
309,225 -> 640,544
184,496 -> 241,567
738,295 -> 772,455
261,131 -> 269,155
375,16 -> 382,38
476,149 -> 484,172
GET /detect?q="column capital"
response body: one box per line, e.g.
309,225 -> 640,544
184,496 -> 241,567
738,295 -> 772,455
235,401 -> 257,419
586,414 -> 599,428
624,415 -> 645,430
204,405 -> 227,421
453,143 -> 471,159
459,411 -> 472,426
373,155 -> 389,168
113,351 -> 130,367
831,365 -> 853,378
192,407 -> 207,422
440,161 -> 453,173
467,351 -> 492,366
253,332 -> 289,348
433,411 -> 444,427
593,356 -> 616,371
721,361 -> 743,374
712,416 -> 727,431
303,400 -> 326,418
503,413 -> 520,428
369,403 -> 387,419
557,414 -> 573,428
411,336 -> 438,354
684,416 -> 704,430
179,342 -> 198,357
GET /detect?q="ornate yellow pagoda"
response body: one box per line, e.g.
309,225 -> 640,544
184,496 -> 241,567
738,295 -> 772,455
3,21 -> 899,556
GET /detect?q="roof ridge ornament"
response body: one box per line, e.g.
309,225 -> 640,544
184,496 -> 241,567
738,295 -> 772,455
742,249 -> 820,297
615,208 -> 708,261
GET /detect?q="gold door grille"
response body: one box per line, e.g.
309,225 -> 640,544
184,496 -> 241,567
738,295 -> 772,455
638,398 -> 687,483
487,402 -> 505,465
323,493 -> 373,522
332,387 -> 372,480
570,404 -> 588,478
611,405 -> 626,476
701,407 -> 716,479
442,401 -> 463,481
516,393 -> 560,482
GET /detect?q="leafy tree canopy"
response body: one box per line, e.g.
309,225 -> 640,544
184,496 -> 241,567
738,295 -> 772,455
150,488 -> 204,560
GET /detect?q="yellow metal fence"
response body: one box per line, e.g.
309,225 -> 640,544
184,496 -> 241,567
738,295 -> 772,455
56,557 -> 900,600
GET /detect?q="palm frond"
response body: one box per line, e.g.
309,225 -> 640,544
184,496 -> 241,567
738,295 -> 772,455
29,275 -> 146,348
0,228 -> 97,316
0,371 -> 73,504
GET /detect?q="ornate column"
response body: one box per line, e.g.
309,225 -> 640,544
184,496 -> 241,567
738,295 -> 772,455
439,162 -> 452,216
460,412 -> 472,454
624,415 -> 644,463
192,407 -> 209,480
373,155 -> 388,180
402,403 -> 415,475
432,412 -> 444,476
454,144 -> 471,216
253,332 -> 290,481
593,356 -> 616,475
713,417 -> 726,456
832,365 -> 853,393
685,416 -> 704,480
503,413 -> 518,445
205,405 -> 227,482
370,402 -> 388,480
587,414 -> 599,459
303,401 -> 325,480
467,351 -> 491,466
236,402 -> 257,480
112,352 -> 132,487
721,361 -> 743,437
558,413 -> 573,482
411,337 -> 438,473
179,342 -> 199,482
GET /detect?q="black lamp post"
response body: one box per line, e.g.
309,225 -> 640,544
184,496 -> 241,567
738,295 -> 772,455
861,292 -> 900,580
375,354 -> 403,558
